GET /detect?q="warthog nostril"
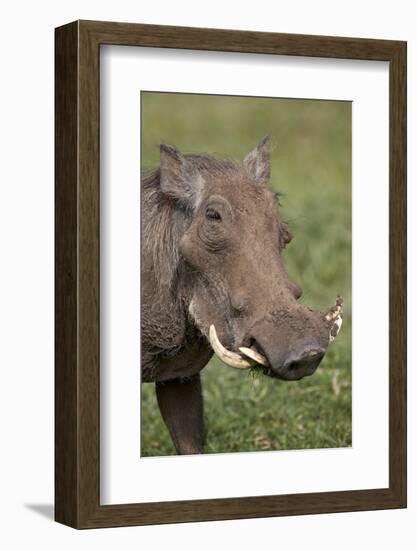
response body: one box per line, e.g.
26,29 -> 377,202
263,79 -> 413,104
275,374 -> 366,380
283,347 -> 325,371
308,349 -> 324,358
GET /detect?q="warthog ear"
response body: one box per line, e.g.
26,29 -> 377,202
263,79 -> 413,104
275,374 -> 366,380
159,144 -> 202,206
243,136 -> 271,184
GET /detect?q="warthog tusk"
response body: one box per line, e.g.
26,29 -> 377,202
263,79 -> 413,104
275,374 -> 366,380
239,346 -> 268,366
325,296 -> 343,343
329,315 -> 343,343
209,325 -> 254,369
325,296 -> 343,322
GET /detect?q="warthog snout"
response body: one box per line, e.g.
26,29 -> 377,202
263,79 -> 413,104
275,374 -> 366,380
209,297 -> 343,380
242,316 -> 329,381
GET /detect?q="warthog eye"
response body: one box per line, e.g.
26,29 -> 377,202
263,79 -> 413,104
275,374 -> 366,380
205,207 -> 222,222
280,222 -> 293,249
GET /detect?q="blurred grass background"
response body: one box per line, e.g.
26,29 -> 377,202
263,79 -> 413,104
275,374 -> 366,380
141,92 -> 351,456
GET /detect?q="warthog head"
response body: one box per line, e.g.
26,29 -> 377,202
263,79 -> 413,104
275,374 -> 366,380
159,137 -> 342,381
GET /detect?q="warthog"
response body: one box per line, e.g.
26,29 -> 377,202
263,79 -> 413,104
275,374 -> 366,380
141,137 -> 342,455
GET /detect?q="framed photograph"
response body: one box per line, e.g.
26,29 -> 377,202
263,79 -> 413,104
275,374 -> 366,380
55,20 -> 406,528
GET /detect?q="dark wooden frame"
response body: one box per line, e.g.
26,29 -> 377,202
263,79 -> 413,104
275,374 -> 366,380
55,20 -> 407,529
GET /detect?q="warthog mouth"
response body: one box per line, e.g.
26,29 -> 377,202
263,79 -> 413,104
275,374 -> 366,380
208,296 -> 343,375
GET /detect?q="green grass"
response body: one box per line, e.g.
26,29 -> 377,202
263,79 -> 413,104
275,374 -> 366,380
141,92 -> 352,456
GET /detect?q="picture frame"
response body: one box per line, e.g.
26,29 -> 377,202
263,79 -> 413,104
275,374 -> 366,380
55,20 -> 407,528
